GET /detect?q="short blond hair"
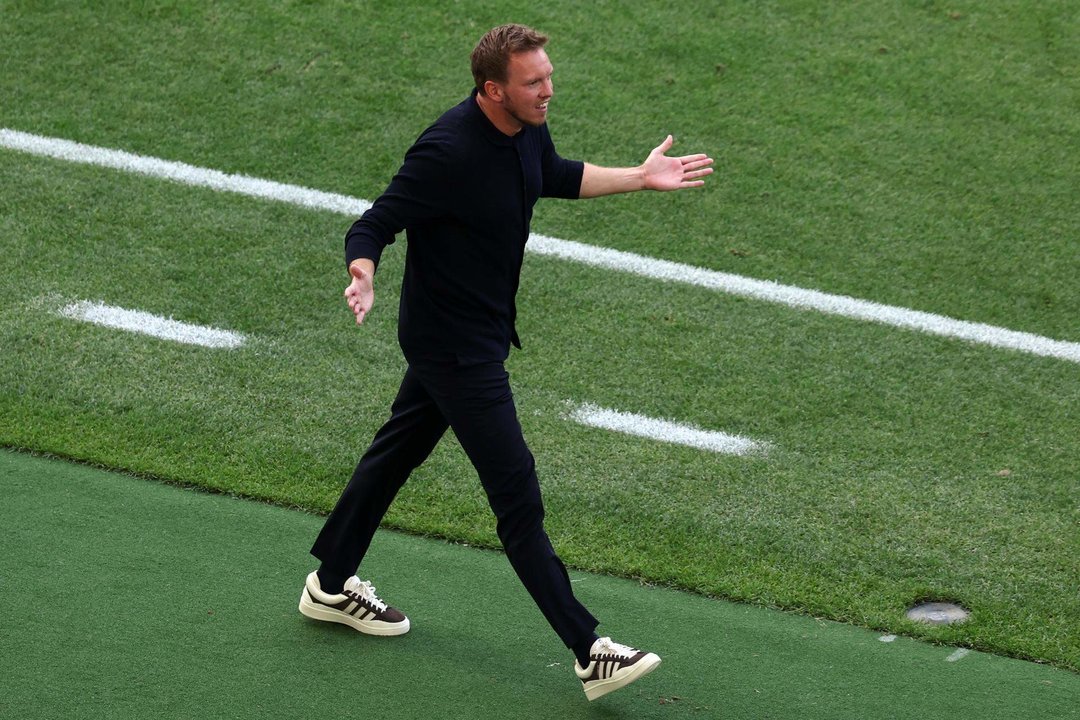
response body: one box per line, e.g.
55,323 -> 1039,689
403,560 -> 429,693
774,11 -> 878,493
470,24 -> 549,96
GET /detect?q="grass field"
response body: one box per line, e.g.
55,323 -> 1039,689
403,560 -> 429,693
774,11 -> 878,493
2,0 -> 1078,676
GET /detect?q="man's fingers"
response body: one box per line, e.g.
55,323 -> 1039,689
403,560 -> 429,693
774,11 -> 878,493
680,159 -> 714,175
350,297 -> 367,325
655,134 -> 674,155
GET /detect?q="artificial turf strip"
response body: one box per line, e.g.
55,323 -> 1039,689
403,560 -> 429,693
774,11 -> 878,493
1,451 -> 1077,720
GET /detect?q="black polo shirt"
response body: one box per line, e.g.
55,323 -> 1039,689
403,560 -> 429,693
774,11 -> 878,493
345,88 -> 584,362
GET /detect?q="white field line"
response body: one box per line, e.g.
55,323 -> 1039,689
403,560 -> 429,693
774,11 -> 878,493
527,234 -> 1080,364
0,128 -> 370,216
5,127 -> 1079,364
568,402 -> 770,456
59,300 -> 246,349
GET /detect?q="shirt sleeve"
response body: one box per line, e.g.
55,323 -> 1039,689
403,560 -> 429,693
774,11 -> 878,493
538,125 -> 585,200
345,127 -> 459,270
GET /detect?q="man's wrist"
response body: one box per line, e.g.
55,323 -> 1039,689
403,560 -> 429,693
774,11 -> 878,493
349,258 -> 376,276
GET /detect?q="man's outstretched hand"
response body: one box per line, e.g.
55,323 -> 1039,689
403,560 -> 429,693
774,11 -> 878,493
641,135 -> 714,191
344,259 -> 375,325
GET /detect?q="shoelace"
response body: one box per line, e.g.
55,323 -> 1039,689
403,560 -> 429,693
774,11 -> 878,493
592,637 -> 636,660
344,578 -> 388,611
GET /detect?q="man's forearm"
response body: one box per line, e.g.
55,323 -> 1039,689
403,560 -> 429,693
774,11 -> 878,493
578,163 -> 646,198
578,136 -> 714,197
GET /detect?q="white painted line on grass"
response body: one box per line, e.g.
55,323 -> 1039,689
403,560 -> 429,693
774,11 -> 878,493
946,648 -> 971,663
6,127 -> 1079,364
568,402 -> 770,456
527,234 -> 1080,364
0,128 -> 370,216
59,300 -> 246,349
878,635 -> 897,643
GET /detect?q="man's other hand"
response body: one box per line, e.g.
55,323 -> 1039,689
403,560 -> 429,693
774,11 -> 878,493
345,259 -> 375,325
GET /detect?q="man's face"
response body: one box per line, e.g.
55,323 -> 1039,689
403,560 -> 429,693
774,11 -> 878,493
497,48 -> 554,128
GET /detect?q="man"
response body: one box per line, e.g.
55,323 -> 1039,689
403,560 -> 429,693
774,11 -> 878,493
299,24 -> 713,701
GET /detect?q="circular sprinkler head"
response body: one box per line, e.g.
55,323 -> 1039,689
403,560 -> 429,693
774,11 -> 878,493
905,601 -> 970,625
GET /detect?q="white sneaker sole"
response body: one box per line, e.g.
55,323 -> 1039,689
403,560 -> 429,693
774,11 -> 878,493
298,588 -> 411,636
582,653 -> 661,701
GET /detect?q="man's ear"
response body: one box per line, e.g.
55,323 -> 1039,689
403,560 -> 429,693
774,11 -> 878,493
483,80 -> 503,102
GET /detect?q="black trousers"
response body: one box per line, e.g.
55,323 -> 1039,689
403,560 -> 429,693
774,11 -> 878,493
311,358 -> 599,649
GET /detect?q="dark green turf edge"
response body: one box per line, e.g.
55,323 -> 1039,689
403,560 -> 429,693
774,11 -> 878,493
1,449 -> 1076,720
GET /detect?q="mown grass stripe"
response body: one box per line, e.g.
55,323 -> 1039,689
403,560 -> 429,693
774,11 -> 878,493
569,402 -> 769,456
4,127 -> 1078,364
59,300 -> 246,348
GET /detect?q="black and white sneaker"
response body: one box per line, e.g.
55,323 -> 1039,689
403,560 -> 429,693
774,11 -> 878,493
574,637 -> 661,701
298,571 -> 410,636
574,639 -> 656,699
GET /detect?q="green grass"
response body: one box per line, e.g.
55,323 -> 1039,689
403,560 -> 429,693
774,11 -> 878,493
2,0 -> 1079,673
